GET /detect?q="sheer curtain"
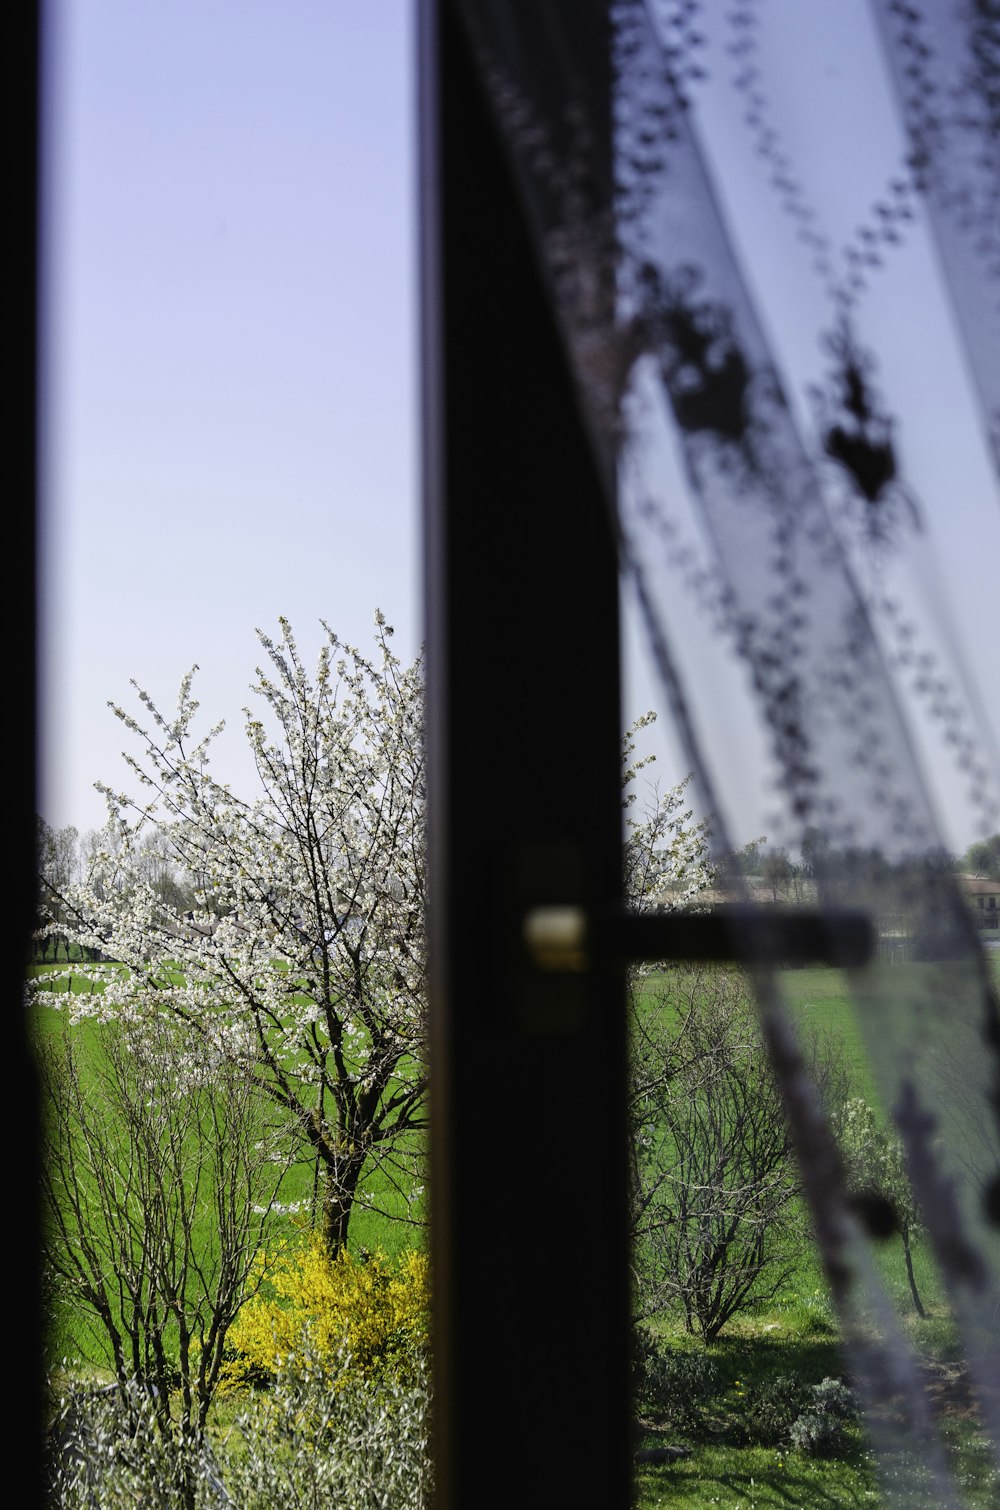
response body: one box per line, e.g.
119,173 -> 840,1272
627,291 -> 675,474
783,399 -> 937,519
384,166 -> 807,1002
454,2 -> 1000,1501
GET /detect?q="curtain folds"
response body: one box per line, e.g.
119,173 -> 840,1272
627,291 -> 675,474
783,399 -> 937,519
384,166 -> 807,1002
456,2 -> 1000,1501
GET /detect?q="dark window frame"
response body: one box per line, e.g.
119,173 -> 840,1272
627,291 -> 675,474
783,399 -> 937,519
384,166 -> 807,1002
419,3 -> 633,1502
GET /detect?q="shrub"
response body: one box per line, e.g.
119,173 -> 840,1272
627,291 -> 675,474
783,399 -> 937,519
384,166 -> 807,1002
734,1373 -> 856,1453
808,1375 -> 857,1421
38,1013 -> 293,1437
228,1344 -> 432,1510
632,1329 -> 719,1428
46,1381 -> 229,1509
630,965 -> 848,1340
738,1373 -> 811,1446
631,1325 -> 662,1407
225,1236 -> 429,1386
787,1376 -> 857,1458
789,1408 -> 848,1457
45,1351 -> 433,1510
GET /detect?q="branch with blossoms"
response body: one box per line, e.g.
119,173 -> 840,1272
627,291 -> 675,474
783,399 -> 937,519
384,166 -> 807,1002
32,614 -> 426,1258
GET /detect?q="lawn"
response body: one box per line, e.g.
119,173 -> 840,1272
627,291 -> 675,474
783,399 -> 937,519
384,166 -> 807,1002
631,1303 -> 1000,1509
629,954 -> 1000,1507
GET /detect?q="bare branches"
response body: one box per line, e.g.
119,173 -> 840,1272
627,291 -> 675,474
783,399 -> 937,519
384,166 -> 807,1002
629,964 -> 848,1340
38,1013 -> 294,1437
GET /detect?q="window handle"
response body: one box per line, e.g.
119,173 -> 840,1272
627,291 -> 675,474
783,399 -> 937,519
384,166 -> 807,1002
524,903 -> 874,971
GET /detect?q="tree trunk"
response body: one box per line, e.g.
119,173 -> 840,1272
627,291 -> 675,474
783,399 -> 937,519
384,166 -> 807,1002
321,1157 -> 365,1257
901,1224 -> 926,1318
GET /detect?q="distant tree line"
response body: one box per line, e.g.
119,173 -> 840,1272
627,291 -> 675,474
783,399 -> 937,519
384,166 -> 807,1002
714,826 -> 1000,897
34,815 -> 199,962
960,833 -> 1000,881
707,828 -> 1000,964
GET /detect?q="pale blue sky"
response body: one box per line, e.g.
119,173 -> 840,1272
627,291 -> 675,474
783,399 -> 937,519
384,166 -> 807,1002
40,1 -> 998,854
41,1 -> 420,835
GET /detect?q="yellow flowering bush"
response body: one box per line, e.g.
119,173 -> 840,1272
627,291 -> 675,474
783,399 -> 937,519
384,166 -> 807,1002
226,1236 -> 429,1387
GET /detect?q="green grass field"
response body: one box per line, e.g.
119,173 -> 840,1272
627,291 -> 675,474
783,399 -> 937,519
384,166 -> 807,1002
630,954 -> 1000,1507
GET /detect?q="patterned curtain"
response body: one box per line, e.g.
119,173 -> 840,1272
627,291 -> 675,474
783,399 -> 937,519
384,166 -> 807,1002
453,2 -> 1000,1501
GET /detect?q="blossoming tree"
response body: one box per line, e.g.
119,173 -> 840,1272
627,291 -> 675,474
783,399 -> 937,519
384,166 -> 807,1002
40,614 -> 426,1256
37,605 -> 718,1268
621,710 -> 714,912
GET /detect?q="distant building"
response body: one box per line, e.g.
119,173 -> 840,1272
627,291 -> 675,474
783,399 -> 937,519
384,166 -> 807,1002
958,874 -> 1000,932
